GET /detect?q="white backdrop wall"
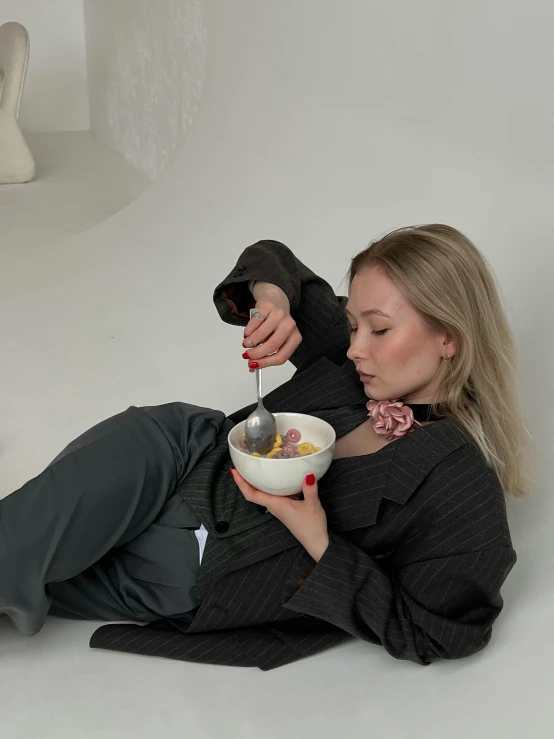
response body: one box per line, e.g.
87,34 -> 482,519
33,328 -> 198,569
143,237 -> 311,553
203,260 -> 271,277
0,0 -> 89,132
83,0 -> 208,180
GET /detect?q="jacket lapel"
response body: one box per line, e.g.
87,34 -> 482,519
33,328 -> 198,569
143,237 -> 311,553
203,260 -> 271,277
323,418 -> 469,530
384,417 -> 469,502
317,447 -> 395,531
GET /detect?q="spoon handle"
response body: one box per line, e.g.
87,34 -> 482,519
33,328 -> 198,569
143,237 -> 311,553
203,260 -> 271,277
256,366 -> 263,403
250,308 -> 264,405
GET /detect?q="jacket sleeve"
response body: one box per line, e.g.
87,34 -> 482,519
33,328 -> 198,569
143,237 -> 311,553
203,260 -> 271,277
213,239 -> 351,368
282,536 -> 515,664
282,461 -> 517,664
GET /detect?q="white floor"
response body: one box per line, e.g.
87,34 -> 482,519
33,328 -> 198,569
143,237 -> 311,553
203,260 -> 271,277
0,131 -> 149,248
1,1 -> 554,737
0,610 -> 540,739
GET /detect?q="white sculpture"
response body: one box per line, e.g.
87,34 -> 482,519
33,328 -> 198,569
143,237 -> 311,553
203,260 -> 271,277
0,22 -> 35,184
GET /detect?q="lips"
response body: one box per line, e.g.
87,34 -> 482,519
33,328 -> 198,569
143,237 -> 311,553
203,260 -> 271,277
357,371 -> 375,382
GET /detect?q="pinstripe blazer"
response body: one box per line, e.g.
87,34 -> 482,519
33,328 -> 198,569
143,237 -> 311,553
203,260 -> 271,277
90,240 -> 517,670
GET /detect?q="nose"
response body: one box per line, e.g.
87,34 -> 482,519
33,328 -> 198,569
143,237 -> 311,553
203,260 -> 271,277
347,331 -> 367,362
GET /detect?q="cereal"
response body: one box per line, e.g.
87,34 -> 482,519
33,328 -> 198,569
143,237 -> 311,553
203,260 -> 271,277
239,429 -> 322,459
285,428 -> 301,444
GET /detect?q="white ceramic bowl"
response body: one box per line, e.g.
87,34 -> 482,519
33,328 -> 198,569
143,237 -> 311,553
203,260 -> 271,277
228,412 -> 336,496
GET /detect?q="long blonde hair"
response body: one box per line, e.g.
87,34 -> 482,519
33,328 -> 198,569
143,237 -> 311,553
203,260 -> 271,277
349,224 -> 532,496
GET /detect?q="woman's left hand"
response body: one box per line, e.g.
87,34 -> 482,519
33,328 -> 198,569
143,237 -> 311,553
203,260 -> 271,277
230,469 -> 330,562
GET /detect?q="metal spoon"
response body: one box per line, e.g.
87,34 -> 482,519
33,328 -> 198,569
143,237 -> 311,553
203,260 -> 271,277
244,308 -> 277,455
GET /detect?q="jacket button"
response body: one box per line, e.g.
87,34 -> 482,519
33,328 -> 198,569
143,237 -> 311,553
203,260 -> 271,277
215,521 -> 229,533
257,505 -> 267,515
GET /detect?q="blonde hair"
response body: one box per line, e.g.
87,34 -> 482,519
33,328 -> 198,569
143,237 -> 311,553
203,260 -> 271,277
349,224 -> 532,496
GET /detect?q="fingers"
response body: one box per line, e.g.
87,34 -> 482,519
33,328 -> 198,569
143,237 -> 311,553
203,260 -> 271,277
230,468 -> 282,512
243,305 -> 293,346
229,468 -> 259,501
302,473 -> 318,499
242,302 -> 281,339
243,300 -> 284,334
258,331 -> 303,368
243,327 -> 302,368
241,301 -> 302,369
242,318 -> 288,356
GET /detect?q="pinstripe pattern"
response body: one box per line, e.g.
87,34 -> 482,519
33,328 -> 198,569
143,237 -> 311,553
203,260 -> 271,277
90,240 -> 516,670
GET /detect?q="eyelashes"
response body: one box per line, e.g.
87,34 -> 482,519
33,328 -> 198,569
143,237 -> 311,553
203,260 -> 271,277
348,326 -> 388,336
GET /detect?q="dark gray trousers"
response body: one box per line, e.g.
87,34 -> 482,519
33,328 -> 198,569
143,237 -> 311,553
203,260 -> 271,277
0,402 -> 226,635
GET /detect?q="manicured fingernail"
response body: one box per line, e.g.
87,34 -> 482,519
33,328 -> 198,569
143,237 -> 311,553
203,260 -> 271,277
305,473 -> 316,486
242,352 -> 250,359
229,468 -> 235,477
248,361 -> 259,369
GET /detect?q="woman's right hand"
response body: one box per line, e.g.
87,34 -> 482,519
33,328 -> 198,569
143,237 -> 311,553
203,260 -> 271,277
242,282 -> 303,369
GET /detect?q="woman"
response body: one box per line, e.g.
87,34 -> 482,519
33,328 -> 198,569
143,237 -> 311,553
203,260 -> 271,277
0,225 -> 529,670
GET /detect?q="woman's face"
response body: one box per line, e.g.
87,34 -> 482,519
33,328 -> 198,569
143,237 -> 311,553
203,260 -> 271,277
345,266 -> 455,404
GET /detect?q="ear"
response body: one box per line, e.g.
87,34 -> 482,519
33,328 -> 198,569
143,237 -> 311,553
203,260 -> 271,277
442,333 -> 457,359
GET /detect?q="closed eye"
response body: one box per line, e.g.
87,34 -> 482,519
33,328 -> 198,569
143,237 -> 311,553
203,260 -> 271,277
349,325 -> 388,336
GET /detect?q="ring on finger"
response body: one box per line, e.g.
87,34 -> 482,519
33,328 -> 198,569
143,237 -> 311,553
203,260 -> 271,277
253,311 -> 266,323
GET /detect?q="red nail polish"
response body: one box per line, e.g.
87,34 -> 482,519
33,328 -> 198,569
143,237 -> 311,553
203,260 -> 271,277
242,352 -> 250,359
248,361 -> 259,369
229,468 -> 235,477
305,473 -> 316,486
